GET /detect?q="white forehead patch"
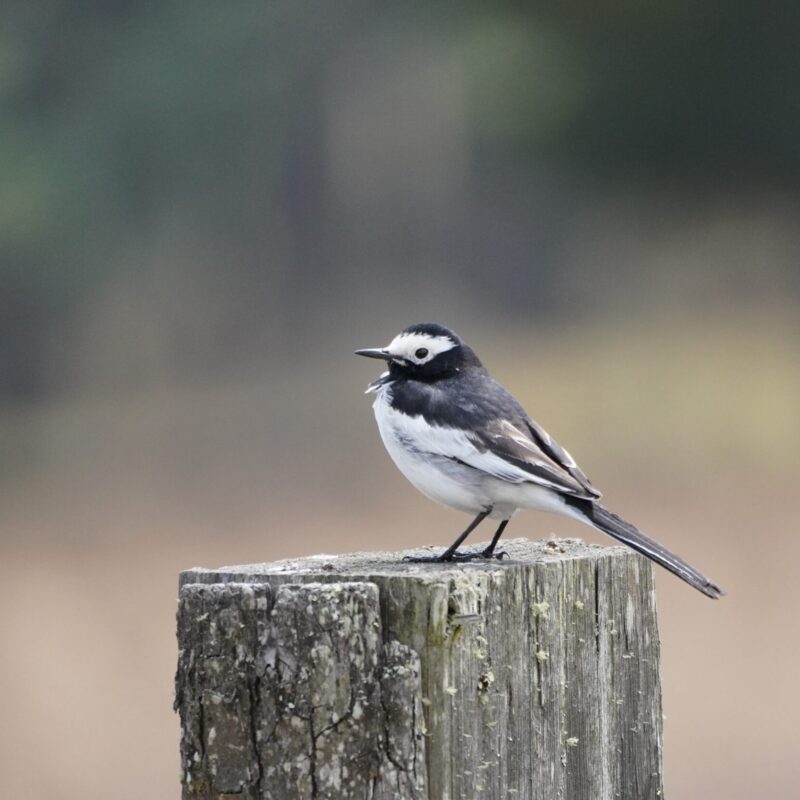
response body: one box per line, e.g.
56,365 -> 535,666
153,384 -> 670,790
386,332 -> 457,364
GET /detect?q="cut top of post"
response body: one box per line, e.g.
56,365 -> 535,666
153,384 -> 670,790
180,537 -> 628,588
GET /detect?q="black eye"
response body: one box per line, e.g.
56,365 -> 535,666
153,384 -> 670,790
415,347 -> 429,359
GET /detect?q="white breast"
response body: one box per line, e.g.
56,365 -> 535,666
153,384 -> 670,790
372,387 -> 488,514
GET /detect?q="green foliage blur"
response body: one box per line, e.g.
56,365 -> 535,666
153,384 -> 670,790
2,0 -> 799,401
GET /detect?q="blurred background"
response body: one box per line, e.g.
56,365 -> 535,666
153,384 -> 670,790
2,1 -> 799,797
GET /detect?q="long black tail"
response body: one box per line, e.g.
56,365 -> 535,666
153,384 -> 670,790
568,499 -> 724,599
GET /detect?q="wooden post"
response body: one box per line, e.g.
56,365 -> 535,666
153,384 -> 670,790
175,538 -> 664,800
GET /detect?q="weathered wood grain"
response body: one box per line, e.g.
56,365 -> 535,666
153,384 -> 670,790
176,537 -> 664,800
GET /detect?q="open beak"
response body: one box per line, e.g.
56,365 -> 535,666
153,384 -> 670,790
354,348 -> 394,361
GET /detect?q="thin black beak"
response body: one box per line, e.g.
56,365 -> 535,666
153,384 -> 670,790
354,348 -> 393,360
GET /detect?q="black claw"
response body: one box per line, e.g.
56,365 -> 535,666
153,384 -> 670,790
448,550 -> 484,562
402,553 -> 446,563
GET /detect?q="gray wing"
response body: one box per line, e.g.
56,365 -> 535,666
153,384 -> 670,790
468,417 -> 601,500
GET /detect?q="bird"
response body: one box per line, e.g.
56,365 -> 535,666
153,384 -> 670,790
355,322 -> 723,598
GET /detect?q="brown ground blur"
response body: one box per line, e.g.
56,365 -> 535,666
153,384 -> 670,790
2,314 -> 798,799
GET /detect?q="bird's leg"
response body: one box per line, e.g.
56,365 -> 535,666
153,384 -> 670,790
480,519 -> 510,559
403,508 -> 492,563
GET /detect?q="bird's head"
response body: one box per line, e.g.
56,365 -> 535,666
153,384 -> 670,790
355,323 -> 480,381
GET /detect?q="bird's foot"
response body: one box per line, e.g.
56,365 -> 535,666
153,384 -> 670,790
403,548 -> 509,563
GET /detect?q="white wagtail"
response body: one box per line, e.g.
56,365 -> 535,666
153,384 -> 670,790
356,322 -> 723,598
